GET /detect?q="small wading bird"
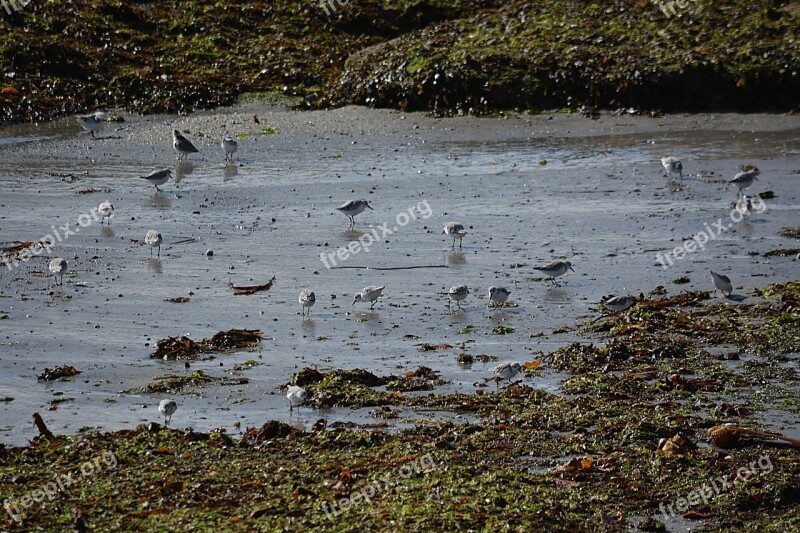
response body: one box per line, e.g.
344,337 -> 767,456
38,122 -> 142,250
78,111 -> 106,139
353,285 -> 385,310
661,157 -> 683,180
159,399 -> 177,426
145,230 -> 162,257
49,257 -> 67,286
98,201 -> 114,225
488,286 -> 511,308
710,270 -> 733,297
173,129 -> 199,161
140,169 -> 172,192
730,166 -> 759,197
442,221 -> 467,250
447,285 -> 469,310
489,361 -> 523,389
222,135 -> 238,163
602,295 -> 636,313
299,290 -> 316,316
533,260 -> 574,286
337,199 -> 372,227
286,385 -> 309,411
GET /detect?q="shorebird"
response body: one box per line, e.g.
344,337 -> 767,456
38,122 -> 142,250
353,285 -> 385,310
533,261 -> 574,286
173,129 -> 199,161
337,199 -> 372,227
77,111 -> 106,139
710,270 -> 733,297
158,399 -> 177,426
661,157 -> 683,180
730,167 -> 759,196
286,385 -> 308,411
488,286 -> 511,308
735,195 -> 753,217
442,221 -> 467,250
140,169 -> 171,192
448,285 -> 469,310
145,230 -> 162,257
98,201 -> 114,225
602,295 -> 636,313
489,361 -> 523,389
222,135 -> 238,163
49,257 -> 67,286
299,290 -> 316,316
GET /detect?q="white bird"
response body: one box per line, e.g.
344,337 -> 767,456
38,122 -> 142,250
353,285 -> 385,310
145,230 -> 163,257
735,195 -> 753,217
98,201 -> 114,225
533,261 -> 574,286
710,270 -> 733,297
222,135 -> 238,163
661,157 -> 683,180
337,199 -> 372,227
488,286 -> 511,308
490,361 -> 523,384
442,221 -> 468,250
448,285 -> 469,309
602,295 -> 636,313
140,169 -> 172,192
173,129 -> 199,160
48,257 -> 67,286
730,168 -> 759,196
286,385 -> 308,411
158,399 -> 177,426
77,111 -> 106,139
299,290 -> 316,316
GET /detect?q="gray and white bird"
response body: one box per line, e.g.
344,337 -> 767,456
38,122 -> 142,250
299,290 -> 316,316
353,285 -> 385,309
158,399 -> 177,426
77,111 -> 106,139
602,295 -> 636,313
98,201 -> 114,225
488,286 -> 511,308
490,361 -> 523,384
442,221 -> 468,250
140,169 -> 171,192
661,157 -> 683,180
221,135 -> 238,163
286,385 -> 308,411
730,167 -> 759,196
710,270 -> 732,297
49,257 -> 67,286
735,195 -> 753,217
145,230 -> 163,257
448,285 -> 470,309
533,261 -> 574,286
173,129 -> 200,161
337,199 -> 372,227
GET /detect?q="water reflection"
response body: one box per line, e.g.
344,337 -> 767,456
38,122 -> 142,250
444,252 -> 466,265
223,164 -> 238,182
146,258 -> 163,274
174,161 -> 195,183
100,226 -> 115,238
147,194 -> 172,210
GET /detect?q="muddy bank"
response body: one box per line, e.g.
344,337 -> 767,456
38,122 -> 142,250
1,1 -> 799,124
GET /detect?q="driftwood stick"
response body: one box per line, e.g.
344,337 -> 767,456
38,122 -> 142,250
32,412 -> 55,439
330,265 -> 448,270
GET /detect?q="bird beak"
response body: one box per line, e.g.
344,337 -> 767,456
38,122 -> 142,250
352,300 -> 357,306
569,266 -> 575,272
366,204 -> 373,210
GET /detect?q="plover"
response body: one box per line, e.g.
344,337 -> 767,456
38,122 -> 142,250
490,361 -> 523,384
299,290 -> 316,316
145,230 -> 163,257
442,222 -> 467,250
140,169 -> 171,192
48,257 -> 67,286
158,399 -> 177,426
286,385 -> 309,411
533,261 -> 574,286
173,129 -> 199,161
353,285 -> 385,310
337,199 -> 372,227
602,295 -> 636,313
710,270 -> 732,297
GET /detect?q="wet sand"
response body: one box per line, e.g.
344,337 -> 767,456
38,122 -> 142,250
0,105 -> 798,447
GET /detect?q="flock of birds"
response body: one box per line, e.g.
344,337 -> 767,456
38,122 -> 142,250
70,113 -> 766,424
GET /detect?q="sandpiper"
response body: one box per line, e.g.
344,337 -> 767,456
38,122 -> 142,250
49,257 -> 67,286
353,285 -> 385,309
158,399 -> 177,426
602,295 -> 636,313
145,230 -> 163,257
337,199 -> 372,227
533,261 -> 574,286
173,129 -> 199,161
489,286 -> 511,308
98,201 -> 114,225
710,270 -> 732,297
287,385 -> 309,411
661,157 -> 683,180
77,111 -> 106,139
442,221 -> 467,250
140,169 -> 171,192
299,290 -> 316,316
730,167 -> 759,196
490,362 -> 523,386
222,135 -> 238,163
448,285 -> 469,310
